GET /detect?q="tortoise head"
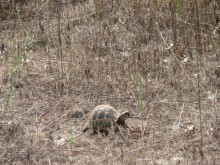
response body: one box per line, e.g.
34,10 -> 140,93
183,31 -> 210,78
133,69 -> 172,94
116,111 -> 130,127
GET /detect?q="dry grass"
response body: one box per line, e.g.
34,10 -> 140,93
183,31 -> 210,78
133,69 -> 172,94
0,0 -> 220,164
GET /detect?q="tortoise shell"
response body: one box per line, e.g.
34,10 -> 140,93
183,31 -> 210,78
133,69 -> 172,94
82,104 -> 129,135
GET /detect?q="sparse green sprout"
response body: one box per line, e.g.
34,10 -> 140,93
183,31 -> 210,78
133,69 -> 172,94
138,99 -> 144,112
175,0 -> 182,16
68,156 -> 74,161
66,135 -> 74,144
66,127 -> 73,134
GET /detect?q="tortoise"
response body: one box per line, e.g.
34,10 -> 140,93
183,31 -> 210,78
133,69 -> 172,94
82,104 -> 130,135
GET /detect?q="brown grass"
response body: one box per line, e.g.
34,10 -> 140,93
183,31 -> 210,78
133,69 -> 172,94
0,0 -> 220,164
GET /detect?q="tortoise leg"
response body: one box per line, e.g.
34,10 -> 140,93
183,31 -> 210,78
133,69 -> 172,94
99,129 -> 108,136
104,130 -> 108,136
93,129 -> 98,135
113,123 -> 119,132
